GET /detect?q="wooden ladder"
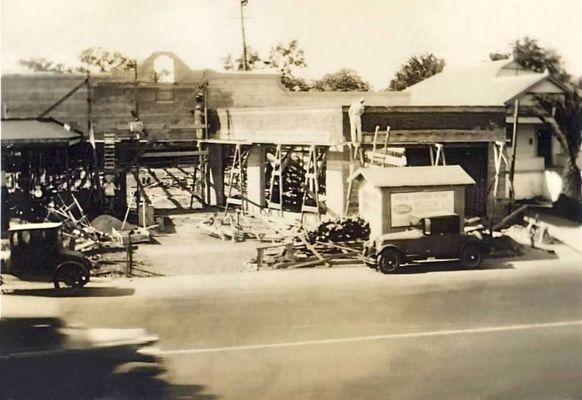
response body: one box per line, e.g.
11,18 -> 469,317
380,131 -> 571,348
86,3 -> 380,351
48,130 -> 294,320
492,140 -> 512,198
191,141 -> 209,208
267,144 -> 285,216
103,132 -> 116,171
225,144 -> 246,214
429,143 -> 446,166
300,145 -> 323,223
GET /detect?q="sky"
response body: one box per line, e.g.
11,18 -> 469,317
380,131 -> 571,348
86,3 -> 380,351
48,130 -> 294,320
2,0 -> 582,90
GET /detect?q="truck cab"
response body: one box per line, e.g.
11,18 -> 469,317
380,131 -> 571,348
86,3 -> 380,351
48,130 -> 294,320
365,214 -> 485,274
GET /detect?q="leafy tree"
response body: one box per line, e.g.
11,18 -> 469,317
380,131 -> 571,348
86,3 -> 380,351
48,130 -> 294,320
222,47 -> 265,71
78,47 -> 135,73
313,69 -> 369,92
268,40 -> 309,91
388,53 -> 445,91
534,90 -> 582,203
494,37 -> 571,83
19,58 -> 76,74
223,40 -> 310,91
19,47 -> 135,74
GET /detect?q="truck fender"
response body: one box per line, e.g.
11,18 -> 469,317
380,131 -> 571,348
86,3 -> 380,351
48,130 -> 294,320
376,245 -> 406,262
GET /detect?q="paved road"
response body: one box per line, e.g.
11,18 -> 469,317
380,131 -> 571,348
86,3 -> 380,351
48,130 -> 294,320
5,251 -> 582,399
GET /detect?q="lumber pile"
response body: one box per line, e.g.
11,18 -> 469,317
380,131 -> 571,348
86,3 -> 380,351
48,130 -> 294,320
248,233 -> 368,270
464,216 -> 486,238
306,217 -> 370,244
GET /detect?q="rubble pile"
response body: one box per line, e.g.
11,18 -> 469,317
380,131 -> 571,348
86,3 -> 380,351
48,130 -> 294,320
307,217 -> 370,243
91,214 -> 136,235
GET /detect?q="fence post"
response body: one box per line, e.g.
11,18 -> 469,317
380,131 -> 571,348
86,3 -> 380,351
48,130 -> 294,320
126,232 -> 133,277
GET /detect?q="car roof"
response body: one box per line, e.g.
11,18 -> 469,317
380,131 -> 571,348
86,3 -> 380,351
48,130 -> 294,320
9,222 -> 63,232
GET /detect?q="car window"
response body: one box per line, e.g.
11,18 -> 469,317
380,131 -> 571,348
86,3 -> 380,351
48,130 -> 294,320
21,231 -> 31,245
12,232 -> 19,246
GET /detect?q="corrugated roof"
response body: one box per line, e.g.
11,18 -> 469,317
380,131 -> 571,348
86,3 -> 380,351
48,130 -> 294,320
350,165 -> 475,187
1,119 -> 81,145
404,59 -> 561,106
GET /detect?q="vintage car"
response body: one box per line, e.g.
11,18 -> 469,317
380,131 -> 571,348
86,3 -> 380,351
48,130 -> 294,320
363,214 -> 486,274
0,297 -> 163,399
4,222 -> 92,288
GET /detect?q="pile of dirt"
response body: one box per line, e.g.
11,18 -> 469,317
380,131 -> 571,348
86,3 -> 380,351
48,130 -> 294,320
91,215 -> 136,234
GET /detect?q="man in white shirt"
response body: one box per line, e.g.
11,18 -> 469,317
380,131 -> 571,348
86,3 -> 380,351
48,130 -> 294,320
103,175 -> 118,214
348,98 -> 365,147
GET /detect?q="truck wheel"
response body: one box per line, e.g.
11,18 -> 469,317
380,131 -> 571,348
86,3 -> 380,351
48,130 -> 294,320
54,261 -> 90,289
377,249 -> 401,274
460,244 -> 483,269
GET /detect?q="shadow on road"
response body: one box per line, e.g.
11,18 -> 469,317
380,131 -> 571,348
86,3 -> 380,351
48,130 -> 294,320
1,364 -> 218,400
6,286 -> 135,298
391,259 -> 515,275
104,377 -> 219,400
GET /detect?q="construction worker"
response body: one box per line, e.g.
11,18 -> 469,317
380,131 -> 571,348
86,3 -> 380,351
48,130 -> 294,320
348,98 -> 365,146
103,174 -> 118,214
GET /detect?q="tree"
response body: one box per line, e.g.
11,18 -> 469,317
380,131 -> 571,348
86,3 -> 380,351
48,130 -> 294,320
313,69 -> 369,92
388,53 -> 445,91
534,91 -> 582,203
222,47 -> 265,72
223,40 -> 310,91
19,58 -> 76,74
19,47 -> 135,74
505,37 -> 570,83
268,40 -> 309,91
78,47 -> 135,73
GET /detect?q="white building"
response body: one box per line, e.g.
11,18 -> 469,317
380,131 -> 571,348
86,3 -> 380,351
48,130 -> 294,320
405,59 -> 572,201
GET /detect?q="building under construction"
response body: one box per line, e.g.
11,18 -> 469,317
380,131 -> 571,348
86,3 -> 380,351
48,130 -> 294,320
1,52 -> 509,225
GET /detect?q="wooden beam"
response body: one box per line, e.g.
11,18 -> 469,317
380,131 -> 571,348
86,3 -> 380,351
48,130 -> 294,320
361,129 -> 505,144
37,78 -> 88,119
140,150 -> 208,158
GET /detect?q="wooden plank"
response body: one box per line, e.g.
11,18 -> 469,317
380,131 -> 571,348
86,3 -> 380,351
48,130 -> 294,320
361,129 -> 505,144
493,205 -> 528,231
141,150 -> 208,158
298,235 -> 330,267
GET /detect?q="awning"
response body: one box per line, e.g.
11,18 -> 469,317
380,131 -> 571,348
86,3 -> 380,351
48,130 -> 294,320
1,119 -> 82,147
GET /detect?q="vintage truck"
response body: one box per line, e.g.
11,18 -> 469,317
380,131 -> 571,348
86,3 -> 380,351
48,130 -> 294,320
363,214 -> 487,274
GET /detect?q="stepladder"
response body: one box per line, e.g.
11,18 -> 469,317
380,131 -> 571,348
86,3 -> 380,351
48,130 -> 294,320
225,143 -> 247,215
300,145 -> 325,224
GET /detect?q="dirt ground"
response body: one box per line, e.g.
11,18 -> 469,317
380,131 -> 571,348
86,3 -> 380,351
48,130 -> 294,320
92,212 -> 259,277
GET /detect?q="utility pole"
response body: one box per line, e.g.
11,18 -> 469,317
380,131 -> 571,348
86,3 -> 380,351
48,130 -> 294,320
240,0 -> 249,71
133,59 -> 139,118
508,99 -> 520,211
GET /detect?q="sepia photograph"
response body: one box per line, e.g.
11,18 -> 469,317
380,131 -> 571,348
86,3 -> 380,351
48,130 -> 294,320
1,0 -> 582,398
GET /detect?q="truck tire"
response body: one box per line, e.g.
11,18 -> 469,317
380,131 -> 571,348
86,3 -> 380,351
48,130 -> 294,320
53,261 -> 90,289
377,248 -> 401,274
460,244 -> 483,269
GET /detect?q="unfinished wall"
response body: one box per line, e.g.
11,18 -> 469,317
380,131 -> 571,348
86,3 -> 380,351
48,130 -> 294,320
213,107 -> 344,144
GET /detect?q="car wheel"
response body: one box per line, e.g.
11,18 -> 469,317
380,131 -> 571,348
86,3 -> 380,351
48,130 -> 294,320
460,244 -> 483,269
377,249 -> 401,274
54,261 -> 90,289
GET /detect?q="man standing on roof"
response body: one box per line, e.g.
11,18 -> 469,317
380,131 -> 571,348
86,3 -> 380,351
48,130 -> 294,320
348,98 -> 365,147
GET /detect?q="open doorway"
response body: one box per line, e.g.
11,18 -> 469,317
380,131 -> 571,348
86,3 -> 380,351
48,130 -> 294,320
536,128 -> 553,168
